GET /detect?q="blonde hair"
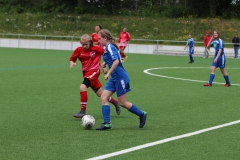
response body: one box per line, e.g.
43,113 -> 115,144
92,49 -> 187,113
80,34 -> 93,46
98,29 -> 119,50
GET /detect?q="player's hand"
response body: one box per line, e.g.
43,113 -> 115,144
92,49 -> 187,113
70,61 -> 76,68
101,62 -> 106,68
104,73 -> 110,80
213,58 -> 217,63
102,68 -> 107,74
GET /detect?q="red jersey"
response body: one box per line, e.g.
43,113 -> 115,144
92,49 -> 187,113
118,31 -> 131,47
69,46 -> 104,72
92,33 -> 100,46
203,35 -> 211,47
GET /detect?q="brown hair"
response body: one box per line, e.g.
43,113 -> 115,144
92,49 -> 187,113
98,29 -> 119,50
213,30 -> 220,38
96,24 -> 102,30
80,34 -> 93,46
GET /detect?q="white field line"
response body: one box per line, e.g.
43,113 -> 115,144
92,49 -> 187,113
86,120 -> 240,160
143,67 -> 240,86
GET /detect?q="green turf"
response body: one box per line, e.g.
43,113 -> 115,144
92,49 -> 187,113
1,48 -> 240,160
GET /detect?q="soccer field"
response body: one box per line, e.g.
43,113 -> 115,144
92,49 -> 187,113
1,48 -> 240,160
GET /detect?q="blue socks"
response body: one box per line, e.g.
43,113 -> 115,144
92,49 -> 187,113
102,105 -> 110,123
128,104 -> 143,116
189,55 -> 193,61
224,75 -> 230,84
209,74 -> 215,85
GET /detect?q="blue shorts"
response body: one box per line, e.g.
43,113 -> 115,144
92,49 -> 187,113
211,56 -> 226,68
189,47 -> 194,54
104,78 -> 131,97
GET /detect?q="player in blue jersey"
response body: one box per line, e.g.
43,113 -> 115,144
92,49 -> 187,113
184,34 -> 195,63
96,29 -> 147,130
204,30 -> 231,87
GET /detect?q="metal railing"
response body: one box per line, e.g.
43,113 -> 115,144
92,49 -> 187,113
0,33 -> 238,55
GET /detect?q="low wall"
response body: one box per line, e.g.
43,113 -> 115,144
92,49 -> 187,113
0,38 -> 236,57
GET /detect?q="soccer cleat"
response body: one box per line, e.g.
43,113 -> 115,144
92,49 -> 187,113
188,60 -> 194,63
124,56 -> 128,61
113,100 -> 121,115
139,111 -> 147,128
203,83 -> 212,87
122,56 -> 128,62
96,122 -> 112,130
73,111 -> 86,118
223,83 -> 231,87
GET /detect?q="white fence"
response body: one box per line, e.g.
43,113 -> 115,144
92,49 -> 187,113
0,34 -> 236,57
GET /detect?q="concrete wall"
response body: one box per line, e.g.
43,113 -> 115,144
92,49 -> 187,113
0,38 -> 236,57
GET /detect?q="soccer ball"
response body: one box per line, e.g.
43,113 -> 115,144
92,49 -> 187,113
81,115 -> 95,129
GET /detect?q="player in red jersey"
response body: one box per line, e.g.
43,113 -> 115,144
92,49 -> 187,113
69,34 -> 121,118
203,31 -> 211,58
91,24 -> 102,46
118,27 -> 131,62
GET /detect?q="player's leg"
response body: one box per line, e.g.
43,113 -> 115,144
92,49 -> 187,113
236,46 -> 239,58
219,61 -> 231,87
234,46 -> 237,58
207,47 -> 210,58
117,94 -> 147,128
96,79 -> 116,130
204,65 -> 216,86
73,79 -> 90,118
116,79 -> 147,128
91,73 -> 121,115
119,46 -> 127,61
95,87 -> 121,115
203,47 -> 207,58
188,48 -> 194,63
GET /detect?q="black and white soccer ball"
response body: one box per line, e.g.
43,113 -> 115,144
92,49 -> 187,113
81,115 -> 95,129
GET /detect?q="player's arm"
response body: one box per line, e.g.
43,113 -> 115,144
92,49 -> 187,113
69,48 -> 80,68
184,42 -> 188,50
207,36 -> 214,48
214,49 -> 222,63
126,32 -> 131,41
101,61 -> 107,74
104,59 -> 119,80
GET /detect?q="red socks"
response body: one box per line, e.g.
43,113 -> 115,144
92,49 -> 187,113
120,51 -> 126,58
80,91 -> 88,111
108,97 -> 116,104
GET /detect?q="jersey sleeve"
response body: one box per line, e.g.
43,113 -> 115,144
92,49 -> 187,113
95,46 -> 105,55
219,39 -> 224,49
107,44 -> 119,60
69,47 -> 81,62
126,32 -> 131,41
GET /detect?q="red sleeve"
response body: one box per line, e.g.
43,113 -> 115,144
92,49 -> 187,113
69,47 -> 81,62
126,32 -> 131,41
91,33 -> 95,41
95,46 -> 104,55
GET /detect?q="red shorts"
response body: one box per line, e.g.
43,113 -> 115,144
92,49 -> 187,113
119,46 -> 126,51
82,70 -> 102,91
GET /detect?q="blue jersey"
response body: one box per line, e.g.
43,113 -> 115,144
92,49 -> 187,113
211,38 -> 225,58
103,43 -> 129,81
187,38 -> 194,48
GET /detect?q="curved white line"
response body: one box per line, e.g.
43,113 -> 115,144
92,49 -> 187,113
143,67 -> 240,86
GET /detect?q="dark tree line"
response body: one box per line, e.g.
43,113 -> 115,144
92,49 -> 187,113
0,0 -> 240,18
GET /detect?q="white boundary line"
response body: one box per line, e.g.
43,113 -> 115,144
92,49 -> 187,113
86,120 -> 240,160
85,67 -> 240,160
143,67 -> 240,86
